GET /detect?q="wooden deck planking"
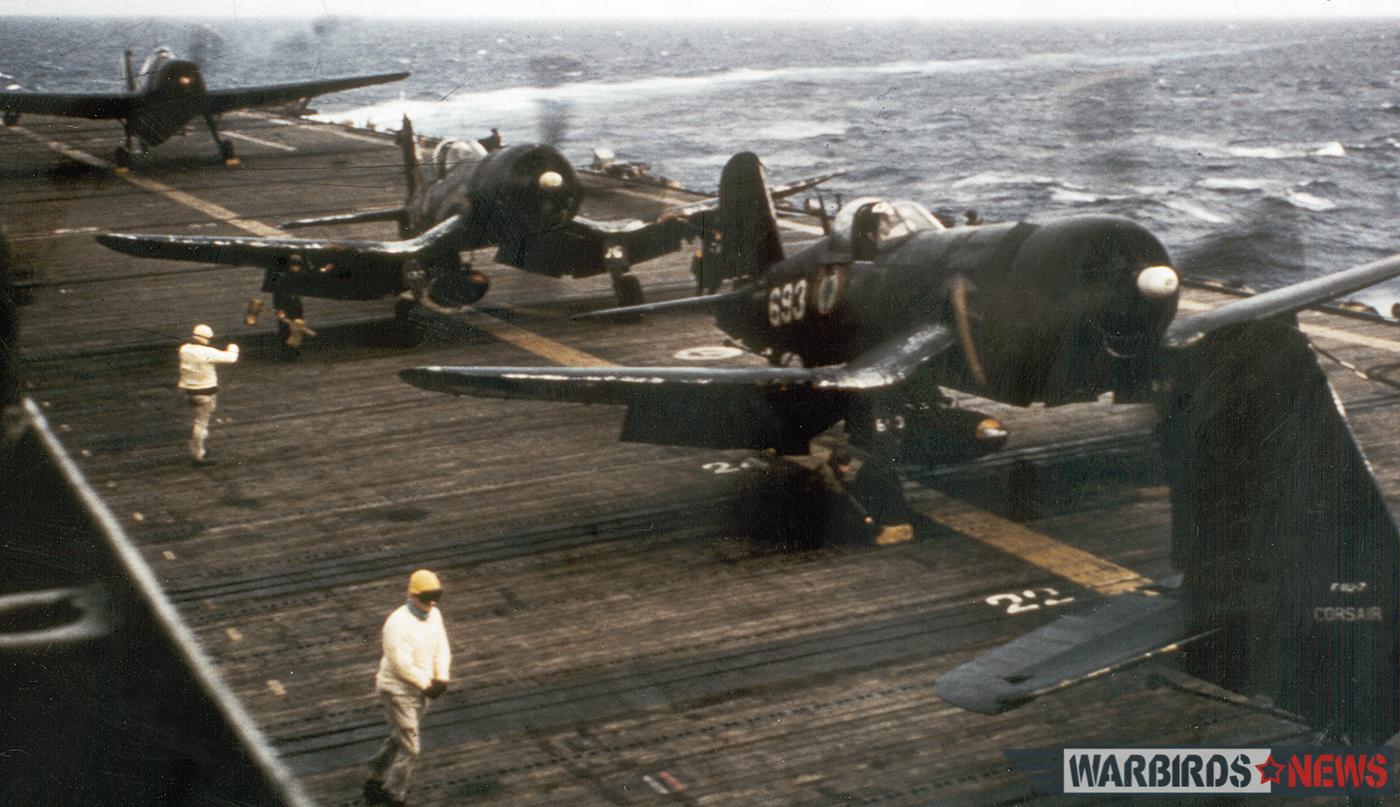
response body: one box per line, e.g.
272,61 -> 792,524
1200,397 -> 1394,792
6,110 -> 1396,805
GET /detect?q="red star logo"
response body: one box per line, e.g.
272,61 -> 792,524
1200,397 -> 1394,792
1255,754 -> 1285,785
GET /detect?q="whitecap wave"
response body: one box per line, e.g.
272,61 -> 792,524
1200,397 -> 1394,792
1154,135 -> 1333,161
1196,177 -> 1271,192
1162,198 -> 1230,224
753,120 -> 849,140
952,170 -> 1058,188
1284,189 -> 1337,211
315,45 -> 1249,134
1051,187 -> 1114,205
1224,144 -> 1292,159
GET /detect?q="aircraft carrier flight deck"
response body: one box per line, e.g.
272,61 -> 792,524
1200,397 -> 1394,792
3,111 -> 1399,805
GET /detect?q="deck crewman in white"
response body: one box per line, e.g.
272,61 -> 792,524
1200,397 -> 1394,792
177,323 -> 238,466
365,570 -> 452,807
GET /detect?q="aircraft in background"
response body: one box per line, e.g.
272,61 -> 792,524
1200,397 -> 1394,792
96,120 -> 841,351
0,47 -> 408,166
401,151 -> 1400,744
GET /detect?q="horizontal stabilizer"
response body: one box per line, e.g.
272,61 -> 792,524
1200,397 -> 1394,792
279,207 -> 407,230
935,590 -> 1210,714
1163,251 -> 1400,348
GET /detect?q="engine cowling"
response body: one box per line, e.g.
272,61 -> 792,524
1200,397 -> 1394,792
467,144 -> 583,259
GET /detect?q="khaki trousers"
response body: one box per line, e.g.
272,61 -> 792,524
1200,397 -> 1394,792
186,393 -> 216,460
366,688 -> 428,801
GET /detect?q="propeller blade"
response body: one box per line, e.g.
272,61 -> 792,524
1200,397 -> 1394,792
948,274 -> 988,387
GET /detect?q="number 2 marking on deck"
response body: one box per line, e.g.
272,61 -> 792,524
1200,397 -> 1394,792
703,458 -> 770,475
985,587 -> 1075,615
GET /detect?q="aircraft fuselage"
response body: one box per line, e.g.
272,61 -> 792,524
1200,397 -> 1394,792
129,50 -> 208,147
720,215 -> 1177,407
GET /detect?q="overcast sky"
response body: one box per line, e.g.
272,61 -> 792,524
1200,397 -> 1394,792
3,0 -> 1397,19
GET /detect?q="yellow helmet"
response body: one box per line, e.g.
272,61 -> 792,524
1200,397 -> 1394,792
407,569 -> 442,597
192,323 -> 214,340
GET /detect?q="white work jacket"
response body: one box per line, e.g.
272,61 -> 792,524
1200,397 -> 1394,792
376,603 -> 452,695
178,342 -> 239,392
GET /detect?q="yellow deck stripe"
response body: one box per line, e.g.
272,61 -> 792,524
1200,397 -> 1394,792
12,123 -> 614,368
1177,298 -> 1400,355
236,110 -> 397,146
461,311 -> 617,367
222,130 -> 297,152
118,173 -> 287,238
926,496 -> 1151,596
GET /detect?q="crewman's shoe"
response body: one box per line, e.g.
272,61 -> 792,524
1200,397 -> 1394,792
875,523 -> 914,546
362,779 -> 387,804
243,297 -> 265,326
191,454 -> 218,467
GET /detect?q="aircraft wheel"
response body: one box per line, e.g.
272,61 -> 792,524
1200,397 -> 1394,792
219,140 -> 237,163
614,273 -> 644,307
391,298 -> 423,347
275,320 -> 301,360
3,112 -> 18,126
112,147 -> 130,168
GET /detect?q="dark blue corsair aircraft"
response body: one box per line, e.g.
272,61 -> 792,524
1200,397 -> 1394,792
95,122 -> 840,349
403,151 -> 1400,744
0,47 -> 407,165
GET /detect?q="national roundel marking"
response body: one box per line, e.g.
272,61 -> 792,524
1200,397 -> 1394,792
674,345 -> 745,361
816,267 -> 841,315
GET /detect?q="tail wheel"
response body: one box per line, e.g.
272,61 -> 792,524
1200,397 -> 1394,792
392,297 -> 423,346
112,147 -> 130,167
613,273 -> 643,307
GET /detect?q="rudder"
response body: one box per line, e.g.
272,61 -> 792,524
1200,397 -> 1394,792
699,152 -> 784,290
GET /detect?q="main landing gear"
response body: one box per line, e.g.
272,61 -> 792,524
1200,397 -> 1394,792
611,272 -> 643,307
204,114 -> 238,166
604,244 -> 644,308
113,124 -> 139,169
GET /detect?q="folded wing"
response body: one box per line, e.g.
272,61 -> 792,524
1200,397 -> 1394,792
203,72 -> 409,115
0,91 -> 133,119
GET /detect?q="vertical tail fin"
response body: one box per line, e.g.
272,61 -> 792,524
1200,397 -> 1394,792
700,152 -> 784,290
1159,318 -> 1399,743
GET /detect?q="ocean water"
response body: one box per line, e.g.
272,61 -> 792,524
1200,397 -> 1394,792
3,16 -> 1400,307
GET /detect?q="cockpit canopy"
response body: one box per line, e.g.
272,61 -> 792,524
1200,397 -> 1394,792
431,139 -> 488,177
830,197 -> 944,257
141,47 -> 177,74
